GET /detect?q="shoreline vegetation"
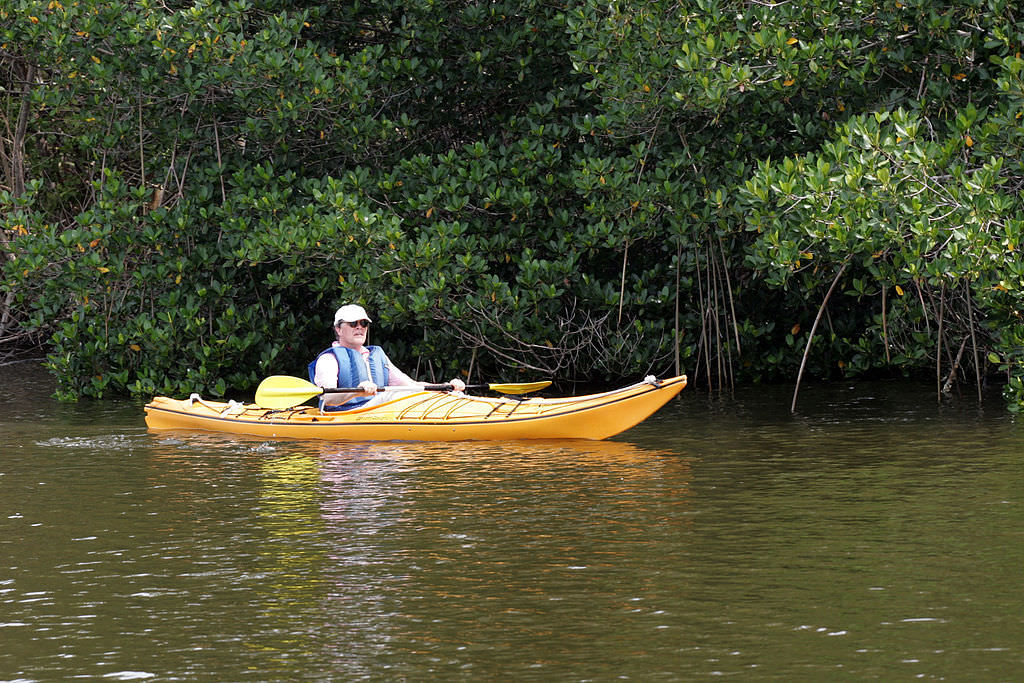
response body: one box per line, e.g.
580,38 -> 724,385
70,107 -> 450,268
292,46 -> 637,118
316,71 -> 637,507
3,1 -> 1023,411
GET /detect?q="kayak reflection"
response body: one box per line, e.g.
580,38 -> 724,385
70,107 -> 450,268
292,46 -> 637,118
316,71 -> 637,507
248,438 -> 692,677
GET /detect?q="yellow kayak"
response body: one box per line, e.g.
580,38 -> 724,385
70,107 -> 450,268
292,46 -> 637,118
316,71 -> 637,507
144,375 -> 686,441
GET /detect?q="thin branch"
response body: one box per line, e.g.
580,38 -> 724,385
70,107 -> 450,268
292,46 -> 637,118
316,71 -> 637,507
882,284 -> 890,363
617,239 -> 629,326
792,260 -> 849,413
967,283 -> 982,402
718,236 -> 741,355
941,336 -> 968,395
674,242 -> 682,377
936,283 -> 945,403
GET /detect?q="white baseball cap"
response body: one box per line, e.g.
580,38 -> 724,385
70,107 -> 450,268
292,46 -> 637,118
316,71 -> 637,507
333,304 -> 372,325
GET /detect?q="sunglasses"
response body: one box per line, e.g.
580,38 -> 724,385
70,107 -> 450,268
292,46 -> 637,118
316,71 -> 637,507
343,320 -> 371,328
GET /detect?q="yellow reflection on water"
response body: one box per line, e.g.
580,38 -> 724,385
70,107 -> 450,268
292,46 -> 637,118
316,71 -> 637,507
146,431 -> 694,676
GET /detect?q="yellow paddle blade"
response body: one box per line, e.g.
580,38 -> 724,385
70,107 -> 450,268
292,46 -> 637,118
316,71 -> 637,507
255,375 -> 324,409
485,380 -> 551,394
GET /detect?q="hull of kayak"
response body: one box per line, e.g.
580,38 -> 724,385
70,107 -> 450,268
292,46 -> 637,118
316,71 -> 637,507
144,375 -> 686,441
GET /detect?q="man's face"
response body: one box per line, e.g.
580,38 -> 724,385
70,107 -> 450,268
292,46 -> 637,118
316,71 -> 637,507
336,319 -> 370,348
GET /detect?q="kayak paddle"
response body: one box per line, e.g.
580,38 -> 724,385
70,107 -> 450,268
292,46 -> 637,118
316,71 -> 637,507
254,375 -> 551,410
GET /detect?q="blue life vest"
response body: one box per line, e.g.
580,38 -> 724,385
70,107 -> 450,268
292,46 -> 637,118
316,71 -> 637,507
307,345 -> 390,411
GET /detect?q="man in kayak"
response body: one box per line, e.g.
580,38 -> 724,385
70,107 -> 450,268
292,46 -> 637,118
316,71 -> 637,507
309,304 -> 466,411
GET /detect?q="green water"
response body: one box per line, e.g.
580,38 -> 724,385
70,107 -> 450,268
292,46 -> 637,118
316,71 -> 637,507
2,361 -> 1022,680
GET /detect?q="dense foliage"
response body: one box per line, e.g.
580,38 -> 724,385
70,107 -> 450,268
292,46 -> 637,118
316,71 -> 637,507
2,0 -> 1023,408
